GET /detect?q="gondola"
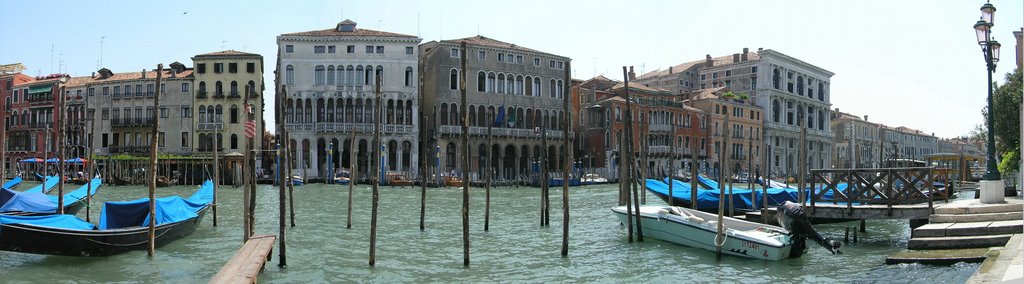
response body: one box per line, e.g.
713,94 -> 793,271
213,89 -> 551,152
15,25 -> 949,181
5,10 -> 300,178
156,176 -> 178,187
0,177 -> 103,216
0,180 -> 213,256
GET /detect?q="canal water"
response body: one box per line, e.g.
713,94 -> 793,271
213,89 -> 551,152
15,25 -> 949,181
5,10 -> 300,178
1,181 -> 978,283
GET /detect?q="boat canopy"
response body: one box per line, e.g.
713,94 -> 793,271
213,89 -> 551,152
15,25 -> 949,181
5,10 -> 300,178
99,180 -> 214,229
0,214 -> 96,230
0,178 -> 101,214
3,176 -> 23,190
20,158 -> 42,163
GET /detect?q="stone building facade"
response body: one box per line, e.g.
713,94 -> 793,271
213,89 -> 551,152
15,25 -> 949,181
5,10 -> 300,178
277,20 -> 420,180
688,87 -> 763,179
420,35 -> 570,182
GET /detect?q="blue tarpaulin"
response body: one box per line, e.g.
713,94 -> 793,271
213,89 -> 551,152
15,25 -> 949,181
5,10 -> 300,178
23,176 -> 59,194
99,180 -> 213,229
46,178 -> 102,207
0,214 -> 97,230
0,178 -> 101,214
3,176 -> 23,190
19,158 -> 42,163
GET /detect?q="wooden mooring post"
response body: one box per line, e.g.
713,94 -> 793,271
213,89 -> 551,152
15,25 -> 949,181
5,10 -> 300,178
147,64 -> 163,257
560,61 -> 571,256
347,121 -> 356,229
277,85 -> 290,267
56,85 -> 66,214
458,41 -> 471,266
369,75 -> 382,266
623,66 -> 642,242
485,109 -> 492,232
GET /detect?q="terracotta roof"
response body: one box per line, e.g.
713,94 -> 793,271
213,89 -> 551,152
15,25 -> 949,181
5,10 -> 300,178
63,69 -> 194,88
688,86 -> 730,100
442,35 -> 549,55
610,82 -> 674,95
281,21 -> 417,38
13,77 -> 63,87
638,52 -> 761,80
193,50 -> 262,58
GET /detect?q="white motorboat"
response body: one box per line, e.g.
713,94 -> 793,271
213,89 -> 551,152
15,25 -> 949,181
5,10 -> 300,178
612,205 -> 795,260
581,173 -> 608,185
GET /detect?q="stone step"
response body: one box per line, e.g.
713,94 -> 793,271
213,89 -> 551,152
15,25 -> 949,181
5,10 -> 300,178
912,220 -> 1023,238
929,212 -> 1022,223
885,248 -> 991,265
908,235 -> 1012,250
934,203 -> 1022,214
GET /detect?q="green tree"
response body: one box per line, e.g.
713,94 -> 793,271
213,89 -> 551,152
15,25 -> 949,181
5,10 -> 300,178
991,68 -> 1022,173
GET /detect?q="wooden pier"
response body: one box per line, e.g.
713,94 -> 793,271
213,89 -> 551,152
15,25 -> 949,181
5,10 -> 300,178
210,234 -> 277,284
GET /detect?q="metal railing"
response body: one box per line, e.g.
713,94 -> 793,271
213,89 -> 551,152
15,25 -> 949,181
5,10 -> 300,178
111,117 -> 156,127
809,167 -> 938,215
197,122 -> 224,131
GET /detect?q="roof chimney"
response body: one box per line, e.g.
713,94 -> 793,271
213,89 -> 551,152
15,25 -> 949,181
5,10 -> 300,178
141,69 -> 146,79
742,48 -> 749,61
669,66 -> 673,75
628,66 -> 635,81
733,53 -> 740,63
863,115 -> 868,121
705,54 -> 713,66
91,72 -> 95,78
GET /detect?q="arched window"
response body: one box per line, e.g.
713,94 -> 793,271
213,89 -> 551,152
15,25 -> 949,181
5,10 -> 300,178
506,75 -> 514,94
215,105 -> 223,123
796,76 -> 804,96
772,68 -> 780,89
198,81 -> 206,95
247,80 -> 256,97
315,65 -> 325,85
516,75 -> 524,95
286,65 -> 294,85
440,103 -> 449,125
230,81 -> 238,96
198,106 -> 207,124
405,100 -> 413,125
406,67 -> 414,87
771,99 -> 780,123
477,71 -> 486,92
396,100 -> 404,125
449,68 -> 459,90
230,105 -> 239,124
556,80 -> 564,98
818,110 -> 825,131
497,74 -> 506,93
356,66 -> 364,85
327,66 -> 336,85
533,77 -> 541,97
230,134 -> 238,150
375,65 -> 384,83
487,72 -> 496,92
549,79 -> 556,98
215,81 -> 223,96
818,82 -> 825,101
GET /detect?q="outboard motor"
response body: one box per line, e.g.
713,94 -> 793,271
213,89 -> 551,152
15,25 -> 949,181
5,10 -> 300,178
776,201 -> 842,257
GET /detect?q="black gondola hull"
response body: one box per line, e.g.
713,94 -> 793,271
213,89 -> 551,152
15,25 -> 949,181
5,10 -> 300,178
0,208 -> 208,256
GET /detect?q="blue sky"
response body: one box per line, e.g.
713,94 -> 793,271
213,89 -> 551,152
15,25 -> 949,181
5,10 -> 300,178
1,0 -> 1021,138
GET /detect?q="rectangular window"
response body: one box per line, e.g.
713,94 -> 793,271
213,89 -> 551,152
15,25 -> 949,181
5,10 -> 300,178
181,83 -> 190,92
376,46 -> 384,53
147,84 -> 155,96
406,46 -> 414,54
102,87 -> 109,96
534,58 -> 540,66
246,63 -> 255,73
102,108 -> 109,120
158,132 -> 165,147
549,60 -> 555,68
113,86 -> 120,96
516,55 -> 523,64
214,63 -> 223,73
700,74 -> 706,80
450,48 -> 460,58
125,85 -> 132,95
101,133 -> 108,147
88,88 -> 95,96
285,45 -> 294,53
752,66 -> 758,73
111,108 -> 118,120
713,72 -> 718,79
347,45 -> 355,53
327,46 -> 336,53
498,53 -> 505,62
314,46 -> 325,53
12,90 -> 17,102
160,83 -> 166,93
181,132 -> 188,147
478,51 -> 486,60
557,62 -> 564,69
229,63 -> 238,73
366,46 -> 374,53
181,106 -> 191,118
196,63 -> 206,73
160,107 -> 168,118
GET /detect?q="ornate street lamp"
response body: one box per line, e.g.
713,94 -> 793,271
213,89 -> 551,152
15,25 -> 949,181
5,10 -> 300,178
974,1 -> 1004,203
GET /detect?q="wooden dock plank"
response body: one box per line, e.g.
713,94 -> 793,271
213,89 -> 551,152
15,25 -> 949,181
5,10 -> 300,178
210,234 -> 277,284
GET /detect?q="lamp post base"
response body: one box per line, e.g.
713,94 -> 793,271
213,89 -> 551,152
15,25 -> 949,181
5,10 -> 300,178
979,180 -> 1006,204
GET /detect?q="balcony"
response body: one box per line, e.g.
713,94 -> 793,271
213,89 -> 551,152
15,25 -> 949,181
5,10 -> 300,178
197,90 -> 208,99
228,91 -> 241,98
109,146 -> 151,154
111,117 -> 155,128
649,124 -> 672,132
27,94 -> 54,103
7,145 -> 32,152
213,91 -> 225,98
437,125 -> 573,139
248,90 -> 259,98
197,122 -> 224,131
29,122 -> 54,129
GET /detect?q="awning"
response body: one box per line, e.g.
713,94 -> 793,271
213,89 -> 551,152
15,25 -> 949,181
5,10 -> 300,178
28,85 -> 52,94
20,158 -> 42,163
